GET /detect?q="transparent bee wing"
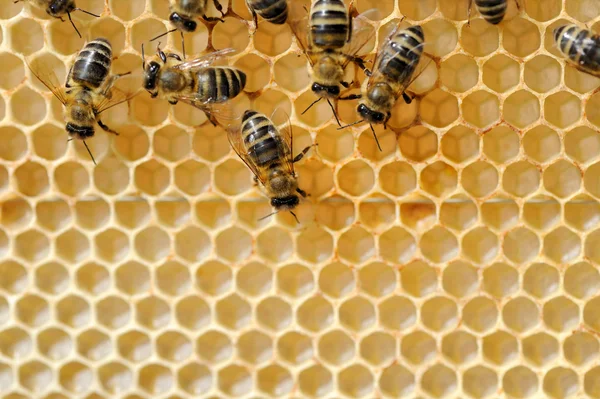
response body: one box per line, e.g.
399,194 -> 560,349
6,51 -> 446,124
288,1 -> 314,66
95,86 -> 141,115
226,123 -> 268,186
273,109 -> 296,175
173,48 -> 237,70
341,9 -> 377,67
26,59 -> 68,106
177,94 -> 242,127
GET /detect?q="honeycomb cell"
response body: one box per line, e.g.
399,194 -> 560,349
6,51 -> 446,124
401,260 -> 438,298
19,360 -> 52,394
15,161 -> 49,197
297,296 -> 334,332
399,0 -> 436,19
543,367 -> 579,398
564,332 -> 599,366
401,330 -> 437,364
338,364 -> 374,398
59,361 -> 93,394
400,199 -> 435,239
237,330 -> 272,365
339,296 -> 375,333
98,361 -> 133,395
114,261 -> 150,296
156,331 -> 192,363
117,330 -> 151,363
338,226 -> 375,264
503,366 -> 539,398
318,329 -> 355,366
0,197 -> 32,231
56,229 -> 90,264
566,126 -> 600,165
77,329 -> 110,361
587,367 -> 600,397
298,364 -> 333,397
483,54 -> 520,93
421,363 -> 457,398
443,260 -> 479,298
379,161 -> 417,197
503,297 -> 540,333
523,196 -> 560,232
257,364 -> 293,397
296,158 -> 334,198
135,160 -> 170,196
504,18 -> 540,57
422,296 -> 459,332
15,229 -> 49,263
257,227 -> 292,263
564,262 -> 600,299
153,126 -> 190,163
460,20 -> 499,56
214,159 -> 253,196
238,262 -> 273,297
96,296 -> 131,330
195,196 -> 231,229
37,327 -> 71,361
136,296 -> 171,330
175,226 -> 211,263
420,225 -> 459,263
256,296 -> 292,332
9,18 -> 43,55
484,126 -> 520,164
440,54 -> 479,92
462,161 -> 499,198
545,92 -> 581,129
523,263 -> 559,299
463,366 -> 498,398
399,126 -> 438,163
0,327 -> 33,359
504,90 -> 540,129
216,294 -> 251,330
442,330 -> 477,365
194,261 -> 230,297
112,125 -> 149,161
503,161 -> 541,198
421,161 -> 458,198
524,55 -> 561,93
482,198 -> 518,232
544,226 -> 581,264
138,364 -> 173,395
523,125 -> 560,164
420,89 -> 459,127
35,262 -> 68,295
194,330 -> 231,365
56,294 -> 91,328
523,332 -> 559,367
543,296 -> 580,333
463,296 -> 498,333
95,228 -> 129,264
0,126 -> 26,161
0,260 -> 27,294
379,364 -> 415,397
93,158 -> 129,195
216,227 -> 252,262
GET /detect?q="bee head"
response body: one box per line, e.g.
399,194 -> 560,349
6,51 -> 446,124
169,12 -> 197,32
143,61 -> 161,97
271,196 -> 300,211
47,0 -> 74,16
357,103 -> 386,124
311,82 -> 340,98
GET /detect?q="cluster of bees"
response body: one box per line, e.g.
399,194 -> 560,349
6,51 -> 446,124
20,0 -> 600,222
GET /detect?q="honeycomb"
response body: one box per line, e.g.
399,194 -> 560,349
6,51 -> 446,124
2,0 -> 600,397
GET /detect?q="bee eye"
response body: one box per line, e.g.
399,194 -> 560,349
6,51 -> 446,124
184,21 -> 197,31
311,83 -> 321,92
328,86 -> 340,96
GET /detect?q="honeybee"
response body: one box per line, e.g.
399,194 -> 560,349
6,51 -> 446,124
28,38 -> 133,164
142,44 -> 247,126
246,0 -> 288,29
228,110 -> 311,223
340,24 -> 426,151
554,24 -> 600,78
468,0 -> 520,25
15,0 -> 99,38
152,0 -> 226,58
289,0 -> 374,125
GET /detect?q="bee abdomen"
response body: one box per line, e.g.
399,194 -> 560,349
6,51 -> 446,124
380,26 -> 424,82
554,24 -> 600,73
310,0 -> 348,49
250,0 -> 288,24
474,0 -> 507,25
241,111 -> 283,166
178,0 -> 207,14
196,67 -> 247,103
72,38 -> 112,89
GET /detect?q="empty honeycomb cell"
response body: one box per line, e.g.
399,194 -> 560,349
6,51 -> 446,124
195,196 -> 231,229
237,261 -> 272,297
12,85 -> 47,126
256,296 -> 291,332
315,126 -> 354,164
396,0 -> 434,19
37,327 -> 71,361
153,126 -> 190,163
15,161 -> 49,197
237,330 -> 273,365
379,364 -> 415,397
586,367 -> 600,398
156,331 -> 192,362
442,330 -> 477,365
215,294 -> 251,330
504,91 -> 541,129
543,367 -> 579,398
422,296 -> 459,332
564,331 -> 599,366
76,329 -> 111,361
110,125 -> 149,161
585,297 -> 600,332
59,361 -> 93,394
257,364 -> 293,397
0,197 -> 32,231
194,261 -> 231,297
483,54 -> 520,93
463,366 -> 498,399
90,18 -> 126,55
318,329 -> 355,366
339,296 -> 376,332
401,259 -> 438,298
504,18 -> 541,58
355,262 -> 394,298
15,229 -> 50,263
114,261 -> 150,296
138,364 -> 173,395
117,330 -> 151,363
314,196 -> 353,230
96,296 -> 131,330
544,226 -> 581,264
0,327 -> 32,359
421,363 -> 457,398
377,226 -> 415,263
358,194 -> 395,230
524,55 -> 561,93
521,128 -> 561,166
216,226 -> 252,262
131,93 -> 169,126
462,161 -> 499,198
134,226 -> 169,263
565,62 -> 600,93
442,261 -> 478,299
503,366 -> 539,398
0,127 -> 26,161
56,228 -> 91,264
379,161 -> 417,197
420,225 -> 459,263
297,295 -> 334,333
9,18 -> 42,55
358,332 -> 395,367
338,364 -> 374,398
503,160 -> 541,198
191,127 -> 229,163
74,199 -> 110,232
216,158 -> 255,196
35,262 -> 68,295
296,159 -> 335,198
587,92 -> 600,128
298,364 -> 333,397
76,263 -> 109,298
463,296 -> 499,333
134,160 -> 170,195
175,226 -> 212,262
91,158 -> 129,195
378,296 -> 416,331
314,263 -> 354,300
543,296 -> 580,332
484,126 -> 520,164
505,227 -> 540,264
136,296 -> 171,330
154,261 -> 190,297
196,330 -> 232,365
440,54 -> 479,93
523,332 -> 560,368
521,262 -> 558,299
95,228 -> 129,264
18,360 -> 52,394
295,226 -> 333,263
56,294 -> 91,328
337,226 -> 375,264
567,129 -> 598,168
503,296 -> 540,333
218,364 -> 253,397
0,260 -> 27,294
565,262 -> 600,299
400,198 -> 435,231
401,331 -> 437,364
399,126 -> 438,163
256,227 -> 292,262
420,89 -> 459,128
441,126 -> 479,165
98,361 -> 133,394
235,198 -> 272,230
523,196 -> 559,232
421,161 -> 458,198
461,90 -> 499,128
545,92 -> 582,129
439,196 -> 477,232
566,0 -> 600,21
276,331 -> 312,366
481,198 -> 519,232
460,20 -> 499,56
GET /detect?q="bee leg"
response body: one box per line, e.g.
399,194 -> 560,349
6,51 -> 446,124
253,176 -> 259,186
293,145 -> 313,163
203,14 -> 225,23
205,112 -> 219,126
402,92 -> 413,104
467,0 -> 473,26
339,94 -> 362,101
515,0 -> 521,10
348,56 -> 368,72
296,188 -> 308,198
211,0 -> 226,18
246,0 -> 259,33
98,120 -> 119,136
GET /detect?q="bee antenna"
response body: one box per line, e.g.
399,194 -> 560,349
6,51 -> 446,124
66,11 -> 82,38
369,124 -> 382,152
301,97 -> 321,115
290,211 -> 300,224
337,119 -> 364,130
141,43 -> 146,69
82,140 -> 97,165
326,99 -> 341,126
180,31 -> 186,60
258,210 -> 280,221
74,8 -> 101,18
150,28 -> 178,43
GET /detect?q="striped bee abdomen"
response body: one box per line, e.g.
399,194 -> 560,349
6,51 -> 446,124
71,38 -> 112,89
249,0 -> 288,24
554,24 -> 600,74
378,26 -> 424,84
241,110 -> 285,166
474,0 -> 507,25
310,0 -> 349,50
178,0 -> 208,14
196,67 -> 247,103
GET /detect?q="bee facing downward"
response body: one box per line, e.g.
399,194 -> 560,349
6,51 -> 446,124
340,24 -> 426,151
228,110 -> 312,223
142,44 -> 247,126
554,24 -> 600,78
289,0 -> 373,125
246,0 -> 288,30
15,0 -> 99,38
28,38 -> 133,164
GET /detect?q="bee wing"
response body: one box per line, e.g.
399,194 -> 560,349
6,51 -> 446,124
227,124 -> 268,186
173,48 -> 237,71
288,2 -> 314,66
176,94 -> 241,126
26,59 -> 68,105
95,86 -> 141,115
278,116 -> 296,176
369,21 -> 405,76
341,11 -> 376,67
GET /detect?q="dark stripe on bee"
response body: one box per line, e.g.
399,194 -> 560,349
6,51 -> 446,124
179,0 -> 208,13
249,0 -> 288,24
71,38 -> 112,89
474,0 -> 507,25
310,0 -> 348,49
554,24 -> 600,74
241,110 -> 283,166
379,26 -> 424,83
196,67 -> 247,103
66,123 -> 94,138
